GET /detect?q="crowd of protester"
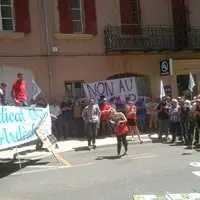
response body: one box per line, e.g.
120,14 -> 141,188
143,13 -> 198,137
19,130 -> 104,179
1,72 -> 199,153
50,94 -> 200,149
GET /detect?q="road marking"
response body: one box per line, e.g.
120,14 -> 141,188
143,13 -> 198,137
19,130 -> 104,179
11,166 -> 69,175
70,163 -> 94,168
11,163 -> 94,176
131,155 -> 157,160
126,153 -> 154,158
192,171 -> 200,177
189,162 -> 200,168
133,193 -> 200,200
27,165 -> 62,168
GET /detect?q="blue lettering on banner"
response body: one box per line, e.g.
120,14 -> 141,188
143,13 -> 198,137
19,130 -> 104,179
0,106 -> 51,150
0,123 -> 36,146
0,106 -> 25,124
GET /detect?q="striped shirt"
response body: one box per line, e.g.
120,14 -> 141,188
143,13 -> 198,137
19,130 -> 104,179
170,106 -> 180,122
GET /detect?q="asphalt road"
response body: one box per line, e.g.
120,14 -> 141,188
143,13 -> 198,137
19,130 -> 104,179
0,142 -> 200,200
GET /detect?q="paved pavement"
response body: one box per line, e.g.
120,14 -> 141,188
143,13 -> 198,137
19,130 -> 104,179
0,134 -> 152,160
0,142 -> 199,200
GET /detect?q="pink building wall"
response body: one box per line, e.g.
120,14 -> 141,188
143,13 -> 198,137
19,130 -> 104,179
0,0 -> 200,101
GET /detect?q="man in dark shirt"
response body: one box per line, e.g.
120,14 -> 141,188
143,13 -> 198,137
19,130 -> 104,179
58,98 -> 73,139
157,99 -> 170,141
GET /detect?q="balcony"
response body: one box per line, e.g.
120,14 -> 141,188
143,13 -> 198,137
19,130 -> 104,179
104,24 -> 200,53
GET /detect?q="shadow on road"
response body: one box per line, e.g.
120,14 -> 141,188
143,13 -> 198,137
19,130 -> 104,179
95,155 -> 126,160
0,158 -> 49,179
73,146 -> 90,152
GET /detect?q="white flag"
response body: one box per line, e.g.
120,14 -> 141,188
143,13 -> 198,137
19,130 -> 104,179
160,80 -> 165,99
188,72 -> 195,92
32,79 -> 42,100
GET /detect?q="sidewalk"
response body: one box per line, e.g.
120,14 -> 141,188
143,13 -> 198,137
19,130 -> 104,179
0,134 -> 152,160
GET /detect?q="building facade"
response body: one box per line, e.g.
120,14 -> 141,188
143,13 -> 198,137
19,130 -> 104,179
0,0 -> 200,103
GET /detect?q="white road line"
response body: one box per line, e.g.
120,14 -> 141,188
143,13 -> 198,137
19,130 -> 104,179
131,155 -> 157,160
11,166 -> 69,175
189,162 -> 200,168
11,163 -> 94,176
26,165 -> 62,168
192,171 -> 200,177
126,153 -> 155,158
133,193 -> 200,200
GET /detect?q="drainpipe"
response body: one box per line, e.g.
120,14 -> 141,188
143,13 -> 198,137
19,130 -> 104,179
42,0 -> 54,101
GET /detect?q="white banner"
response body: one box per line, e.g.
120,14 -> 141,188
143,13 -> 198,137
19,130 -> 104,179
83,77 -> 138,102
0,105 -> 51,150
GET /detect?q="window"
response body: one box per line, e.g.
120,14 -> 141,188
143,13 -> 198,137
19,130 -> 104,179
64,81 -> 85,99
71,0 -> 84,33
0,0 -> 14,31
131,0 -> 140,25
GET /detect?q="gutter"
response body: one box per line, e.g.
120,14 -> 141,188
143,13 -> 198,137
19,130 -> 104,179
42,0 -> 54,100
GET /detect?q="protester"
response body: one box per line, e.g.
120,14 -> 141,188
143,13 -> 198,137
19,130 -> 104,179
135,97 -> 146,133
179,99 -> 190,144
58,98 -> 73,139
193,99 -> 200,145
0,82 -> 7,105
109,108 -> 128,157
11,73 -> 28,107
157,98 -> 170,142
100,98 -> 112,137
72,99 -> 84,137
148,98 -> 159,132
82,98 -> 101,149
49,100 -> 61,117
169,99 -> 180,143
125,100 -> 142,143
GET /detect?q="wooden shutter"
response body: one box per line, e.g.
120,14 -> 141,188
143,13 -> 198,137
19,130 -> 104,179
14,0 -> 31,33
120,0 -> 134,34
172,0 -> 187,26
171,0 -> 189,48
84,0 -> 97,35
58,0 -> 73,33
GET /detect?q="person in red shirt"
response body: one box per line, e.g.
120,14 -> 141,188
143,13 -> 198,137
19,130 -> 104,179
125,101 -> 142,143
100,98 -> 112,137
11,73 -> 28,107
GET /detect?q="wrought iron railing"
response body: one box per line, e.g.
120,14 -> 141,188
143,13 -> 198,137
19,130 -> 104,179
104,24 -> 200,52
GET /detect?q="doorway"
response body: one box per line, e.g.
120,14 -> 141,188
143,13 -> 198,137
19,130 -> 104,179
176,74 -> 197,98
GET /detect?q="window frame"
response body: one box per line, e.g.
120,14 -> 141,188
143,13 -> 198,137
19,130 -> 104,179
71,0 -> 84,33
131,0 -> 140,25
64,81 -> 85,99
0,0 -> 15,32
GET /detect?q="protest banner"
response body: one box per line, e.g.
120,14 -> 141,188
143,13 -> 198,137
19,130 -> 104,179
0,105 -> 51,151
83,77 -> 138,102
36,114 -> 56,152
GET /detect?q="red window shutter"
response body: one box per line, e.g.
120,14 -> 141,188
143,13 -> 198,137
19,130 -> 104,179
58,0 -> 73,33
84,0 -> 97,35
136,0 -> 142,25
14,0 -> 31,33
120,0 -> 133,24
171,0 -> 188,48
120,0 -> 133,34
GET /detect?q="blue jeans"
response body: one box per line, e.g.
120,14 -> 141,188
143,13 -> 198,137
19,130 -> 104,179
138,114 -> 146,132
